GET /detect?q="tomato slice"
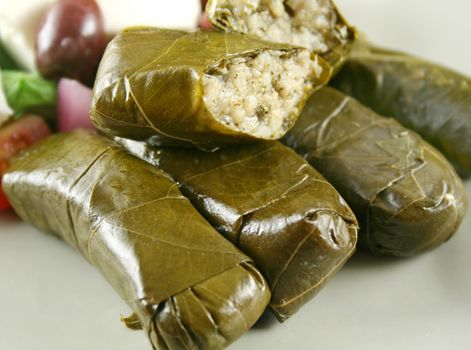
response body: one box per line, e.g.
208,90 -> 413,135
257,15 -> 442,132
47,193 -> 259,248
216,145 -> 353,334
0,115 -> 51,211
0,185 -> 10,211
0,115 -> 51,159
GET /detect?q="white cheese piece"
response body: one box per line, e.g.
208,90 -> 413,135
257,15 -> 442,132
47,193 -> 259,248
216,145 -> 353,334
99,0 -> 201,34
0,16 -> 37,72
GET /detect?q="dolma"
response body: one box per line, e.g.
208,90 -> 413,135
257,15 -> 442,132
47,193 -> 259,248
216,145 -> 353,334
284,87 -> 468,257
332,44 -> 471,177
117,139 -> 358,321
206,0 -> 356,72
2,130 -> 270,350
91,27 -> 330,149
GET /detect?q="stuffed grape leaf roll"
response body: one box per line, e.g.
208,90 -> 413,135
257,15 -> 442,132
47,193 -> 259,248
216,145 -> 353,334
332,44 -> 471,178
284,87 -> 467,257
118,139 -> 358,321
91,27 -> 330,149
2,130 -> 270,350
206,0 -> 356,72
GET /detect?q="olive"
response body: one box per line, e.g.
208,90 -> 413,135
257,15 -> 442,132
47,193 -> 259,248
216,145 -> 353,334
35,0 -> 106,86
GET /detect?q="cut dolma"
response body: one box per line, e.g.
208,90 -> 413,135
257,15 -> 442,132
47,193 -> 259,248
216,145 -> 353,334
2,130 -> 270,350
91,27 -> 330,149
118,139 -> 358,321
332,44 -> 471,177
206,0 -> 356,72
284,87 -> 468,257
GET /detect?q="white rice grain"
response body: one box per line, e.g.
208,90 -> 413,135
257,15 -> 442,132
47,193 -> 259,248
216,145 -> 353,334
203,49 -> 321,138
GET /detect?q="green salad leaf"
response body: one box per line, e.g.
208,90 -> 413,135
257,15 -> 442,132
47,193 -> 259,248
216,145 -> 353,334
1,70 -> 57,122
0,16 -> 36,72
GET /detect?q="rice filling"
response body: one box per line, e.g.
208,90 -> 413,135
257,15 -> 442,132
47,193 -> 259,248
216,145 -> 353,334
212,0 -> 349,53
203,49 -> 321,138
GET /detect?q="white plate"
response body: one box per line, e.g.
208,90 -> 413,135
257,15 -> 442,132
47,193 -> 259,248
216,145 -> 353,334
1,1 -> 470,349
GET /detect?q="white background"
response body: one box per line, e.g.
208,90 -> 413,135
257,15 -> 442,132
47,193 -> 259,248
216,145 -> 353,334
0,1 -> 470,349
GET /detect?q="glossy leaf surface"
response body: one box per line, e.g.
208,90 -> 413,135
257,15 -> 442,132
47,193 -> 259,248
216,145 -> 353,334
333,44 -> 471,177
2,130 -> 270,350
119,139 -> 358,320
91,27 -> 330,149
284,87 -> 468,257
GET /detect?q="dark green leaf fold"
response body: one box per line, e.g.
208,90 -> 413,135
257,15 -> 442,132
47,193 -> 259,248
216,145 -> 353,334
333,43 -> 471,178
284,87 -> 468,257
